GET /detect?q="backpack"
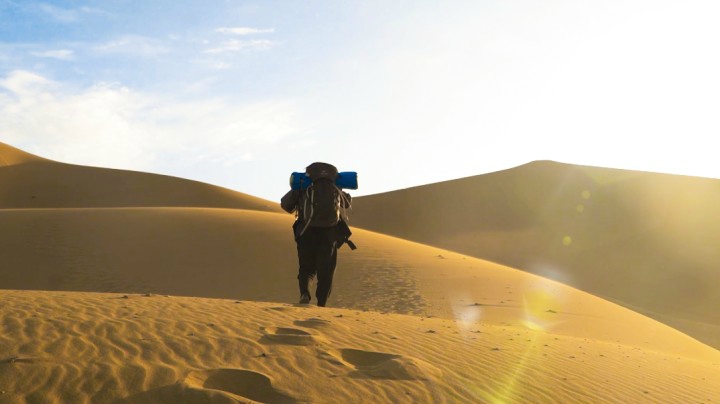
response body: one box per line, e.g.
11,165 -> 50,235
297,162 -> 351,236
301,178 -> 344,227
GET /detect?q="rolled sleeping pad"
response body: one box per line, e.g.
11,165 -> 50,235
290,171 -> 358,190
337,171 -> 358,190
289,172 -> 310,190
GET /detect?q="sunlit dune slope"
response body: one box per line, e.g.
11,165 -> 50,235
2,290 -> 719,403
0,142 -> 279,211
351,161 -> 720,349
0,207 -> 716,359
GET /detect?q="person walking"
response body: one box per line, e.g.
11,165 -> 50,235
281,162 -> 354,307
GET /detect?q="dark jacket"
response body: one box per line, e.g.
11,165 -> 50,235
281,189 -> 301,214
281,188 -> 355,249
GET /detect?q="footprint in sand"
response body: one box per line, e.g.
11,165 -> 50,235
0,356 -> 35,364
293,318 -> 332,328
184,369 -> 297,404
337,348 -> 441,381
259,327 -> 322,346
266,306 -> 293,312
293,317 -> 349,332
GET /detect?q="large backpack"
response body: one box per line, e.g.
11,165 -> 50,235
298,162 -> 350,233
301,178 -> 343,227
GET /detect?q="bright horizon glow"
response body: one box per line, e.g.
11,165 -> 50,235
1,1 -> 719,201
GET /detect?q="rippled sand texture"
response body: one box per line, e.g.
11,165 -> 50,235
1,291 -> 719,403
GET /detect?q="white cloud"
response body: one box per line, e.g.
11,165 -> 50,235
204,27 -> 276,56
0,70 -> 310,177
216,27 -> 275,35
204,39 -> 275,54
0,70 -> 54,96
93,35 -> 169,56
30,49 -> 75,61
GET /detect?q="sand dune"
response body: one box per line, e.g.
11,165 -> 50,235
1,142 -> 719,402
0,206 -> 713,357
351,161 -> 720,349
0,142 -> 278,211
0,142 -> 49,166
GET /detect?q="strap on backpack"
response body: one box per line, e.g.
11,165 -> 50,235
296,185 -> 314,239
295,183 -> 356,250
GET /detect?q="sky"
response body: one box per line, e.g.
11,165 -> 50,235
1,0 -> 719,201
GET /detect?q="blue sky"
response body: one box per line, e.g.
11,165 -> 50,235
1,0 -> 719,200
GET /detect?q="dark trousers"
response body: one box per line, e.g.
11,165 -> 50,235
296,226 -> 338,307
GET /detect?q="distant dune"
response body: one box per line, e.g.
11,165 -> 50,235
0,142 -> 279,211
1,142 -> 719,402
351,161 -> 720,349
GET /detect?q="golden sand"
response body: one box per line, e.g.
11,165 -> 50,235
2,290 -> 719,403
1,142 -> 719,402
351,161 -> 720,349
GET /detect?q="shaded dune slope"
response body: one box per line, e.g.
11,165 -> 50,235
351,161 -> 720,349
0,142 -> 279,211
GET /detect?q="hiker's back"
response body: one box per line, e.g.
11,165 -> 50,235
301,162 -> 343,228
303,178 -> 341,227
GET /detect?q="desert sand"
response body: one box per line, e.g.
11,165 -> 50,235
1,141 -> 719,403
352,161 -> 720,350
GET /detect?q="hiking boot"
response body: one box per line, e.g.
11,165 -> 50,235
299,294 -> 311,304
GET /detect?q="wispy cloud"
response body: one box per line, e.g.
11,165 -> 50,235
205,39 -> 275,54
0,70 -> 308,174
29,49 -> 75,61
0,70 -> 54,96
216,27 -> 275,35
204,26 -> 277,55
93,35 -> 169,56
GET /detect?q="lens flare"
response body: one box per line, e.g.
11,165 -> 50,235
460,287 -> 566,402
521,289 -> 561,332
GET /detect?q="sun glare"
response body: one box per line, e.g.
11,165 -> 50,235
521,288 -> 564,332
